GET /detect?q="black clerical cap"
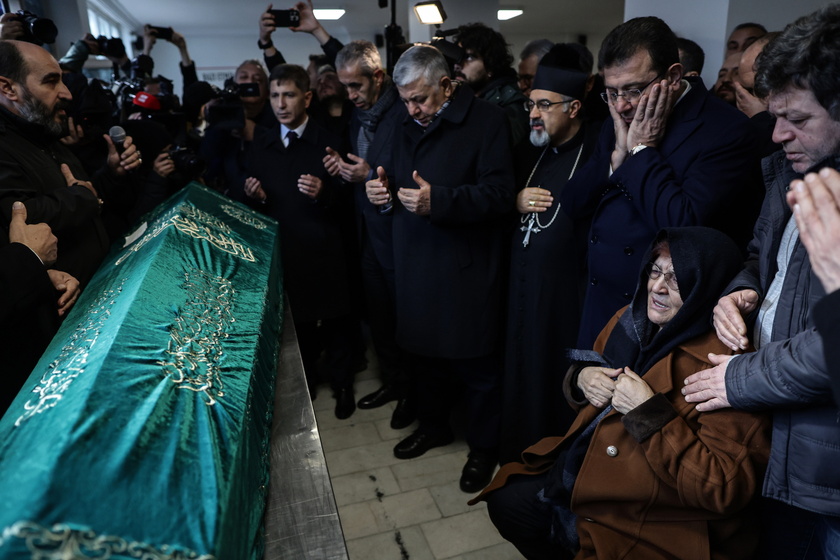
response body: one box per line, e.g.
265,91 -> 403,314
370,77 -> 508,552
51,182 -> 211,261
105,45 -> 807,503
531,43 -> 589,100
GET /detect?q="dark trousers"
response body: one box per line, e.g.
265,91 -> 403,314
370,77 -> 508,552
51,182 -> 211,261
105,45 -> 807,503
485,471 -> 574,560
407,351 -> 502,453
757,498 -> 840,560
296,314 -> 356,394
360,238 -> 407,391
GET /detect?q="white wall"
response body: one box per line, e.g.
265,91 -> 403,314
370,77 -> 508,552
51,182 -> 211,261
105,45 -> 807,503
625,0 -> 835,87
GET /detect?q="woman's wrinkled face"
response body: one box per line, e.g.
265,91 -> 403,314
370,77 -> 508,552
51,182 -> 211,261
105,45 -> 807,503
647,246 -> 683,327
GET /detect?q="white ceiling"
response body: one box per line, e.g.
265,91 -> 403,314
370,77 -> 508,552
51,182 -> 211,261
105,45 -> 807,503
111,0 -> 626,55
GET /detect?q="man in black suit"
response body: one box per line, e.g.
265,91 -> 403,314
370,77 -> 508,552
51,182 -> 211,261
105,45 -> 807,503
366,45 -> 515,492
236,63 -> 357,419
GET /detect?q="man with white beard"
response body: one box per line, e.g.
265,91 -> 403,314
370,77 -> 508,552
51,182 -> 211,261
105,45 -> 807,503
499,43 -> 600,463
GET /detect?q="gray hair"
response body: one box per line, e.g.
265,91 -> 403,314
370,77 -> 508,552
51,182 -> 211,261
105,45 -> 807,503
519,38 -> 553,62
335,40 -> 382,77
393,45 -> 449,88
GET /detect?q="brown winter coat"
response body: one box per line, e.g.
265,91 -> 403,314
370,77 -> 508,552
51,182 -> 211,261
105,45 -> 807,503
473,310 -> 771,560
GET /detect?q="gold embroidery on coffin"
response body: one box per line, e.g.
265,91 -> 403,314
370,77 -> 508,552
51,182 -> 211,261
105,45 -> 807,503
157,270 -> 235,405
15,280 -> 126,427
0,521 -> 216,559
221,204 -> 270,230
116,203 -> 256,266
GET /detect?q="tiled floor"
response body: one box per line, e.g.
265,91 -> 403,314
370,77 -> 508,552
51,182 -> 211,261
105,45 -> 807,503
311,365 -> 524,560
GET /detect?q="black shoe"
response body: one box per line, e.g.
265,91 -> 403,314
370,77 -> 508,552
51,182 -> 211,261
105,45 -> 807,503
390,397 -> 416,430
334,387 -> 356,420
459,451 -> 497,493
393,429 -> 454,459
357,384 -> 400,409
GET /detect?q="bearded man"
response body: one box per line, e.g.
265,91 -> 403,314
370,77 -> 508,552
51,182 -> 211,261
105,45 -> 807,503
500,43 -> 599,463
0,40 -> 141,287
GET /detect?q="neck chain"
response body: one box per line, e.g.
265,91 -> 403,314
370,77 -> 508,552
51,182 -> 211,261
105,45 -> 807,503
520,142 -> 584,247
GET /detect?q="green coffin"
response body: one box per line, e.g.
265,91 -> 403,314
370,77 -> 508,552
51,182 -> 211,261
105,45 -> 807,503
0,183 -> 283,560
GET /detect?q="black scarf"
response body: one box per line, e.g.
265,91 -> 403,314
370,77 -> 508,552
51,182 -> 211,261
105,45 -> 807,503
600,227 -> 744,373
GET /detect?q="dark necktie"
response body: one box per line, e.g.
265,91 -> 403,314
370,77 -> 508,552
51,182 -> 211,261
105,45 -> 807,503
286,130 -> 298,147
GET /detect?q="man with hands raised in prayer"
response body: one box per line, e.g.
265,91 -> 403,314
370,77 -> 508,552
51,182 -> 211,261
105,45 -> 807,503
2,200 -> 80,416
560,16 -> 762,349
320,41 -> 413,426
682,7 -> 840,557
238,63 -> 359,421
365,45 -> 515,494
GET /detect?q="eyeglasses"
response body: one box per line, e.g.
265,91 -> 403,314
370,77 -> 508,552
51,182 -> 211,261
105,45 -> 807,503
524,99 -> 572,112
600,74 -> 663,104
646,263 -> 679,291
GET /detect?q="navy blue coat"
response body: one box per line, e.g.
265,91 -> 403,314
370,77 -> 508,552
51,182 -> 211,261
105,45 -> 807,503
562,79 -> 763,347
391,85 -> 515,359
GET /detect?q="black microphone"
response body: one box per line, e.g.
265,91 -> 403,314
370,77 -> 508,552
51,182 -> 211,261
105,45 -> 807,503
108,125 -> 126,152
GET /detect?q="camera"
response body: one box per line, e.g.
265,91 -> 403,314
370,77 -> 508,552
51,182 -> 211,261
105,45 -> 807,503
168,146 -> 205,179
96,36 -> 127,60
268,9 -> 301,27
427,30 -> 465,77
14,10 -> 57,45
205,82 -> 262,130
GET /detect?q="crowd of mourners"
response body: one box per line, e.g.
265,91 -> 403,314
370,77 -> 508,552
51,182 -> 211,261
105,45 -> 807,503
3,1 -> 840,558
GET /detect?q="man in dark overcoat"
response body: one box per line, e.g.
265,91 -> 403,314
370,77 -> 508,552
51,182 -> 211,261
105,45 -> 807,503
366,45 -> 515,493
236,63 -> 358,420
560,17 -> 763,348
323,40 -> 413,429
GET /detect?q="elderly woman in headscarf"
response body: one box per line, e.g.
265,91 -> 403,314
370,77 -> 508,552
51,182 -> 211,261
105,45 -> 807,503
470,227 -> 771,560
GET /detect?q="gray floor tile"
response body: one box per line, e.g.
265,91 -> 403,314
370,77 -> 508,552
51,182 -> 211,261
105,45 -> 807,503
370,488 -> 442,529
428,480 -> 488,518
391,447 -> 470,492
320,420 -> 383,452
337,501 -> 380,540
346,526 -> 435,560
331,467 -> 401,507
324,439 -> 405,477
374,415 -> 418,441
454,541 -> 525,560
421,510 -> 507,559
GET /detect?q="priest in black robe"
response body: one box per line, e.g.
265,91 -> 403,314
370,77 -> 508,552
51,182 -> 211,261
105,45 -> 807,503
500,45 -> 599,463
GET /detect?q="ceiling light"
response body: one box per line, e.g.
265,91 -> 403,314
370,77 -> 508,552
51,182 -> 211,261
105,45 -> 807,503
414,1 -> 447,25
498,9 -> 523,21
313,9 -> 345,20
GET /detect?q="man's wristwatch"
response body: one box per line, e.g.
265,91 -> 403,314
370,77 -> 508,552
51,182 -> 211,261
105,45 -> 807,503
629,143 -> 648,156
258,39 -> 273,50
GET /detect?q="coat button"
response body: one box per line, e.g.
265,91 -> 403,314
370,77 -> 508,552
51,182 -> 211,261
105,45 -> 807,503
590,235 -> 598,244
624,246 -> 634,256
590,277 -> 598,286
623,292 -> 632,300
606,445 -> 618,457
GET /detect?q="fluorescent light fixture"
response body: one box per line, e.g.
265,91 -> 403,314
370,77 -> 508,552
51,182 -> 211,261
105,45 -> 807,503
498,9 -> 523,21
313,9 -> 345,20
414,1 -> 447,25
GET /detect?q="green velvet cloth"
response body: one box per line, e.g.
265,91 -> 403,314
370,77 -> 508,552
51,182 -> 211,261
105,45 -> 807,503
0,183 -> 283,560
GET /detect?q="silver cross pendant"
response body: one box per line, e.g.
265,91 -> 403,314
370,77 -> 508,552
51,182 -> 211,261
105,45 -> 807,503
521,214 -> 541,247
